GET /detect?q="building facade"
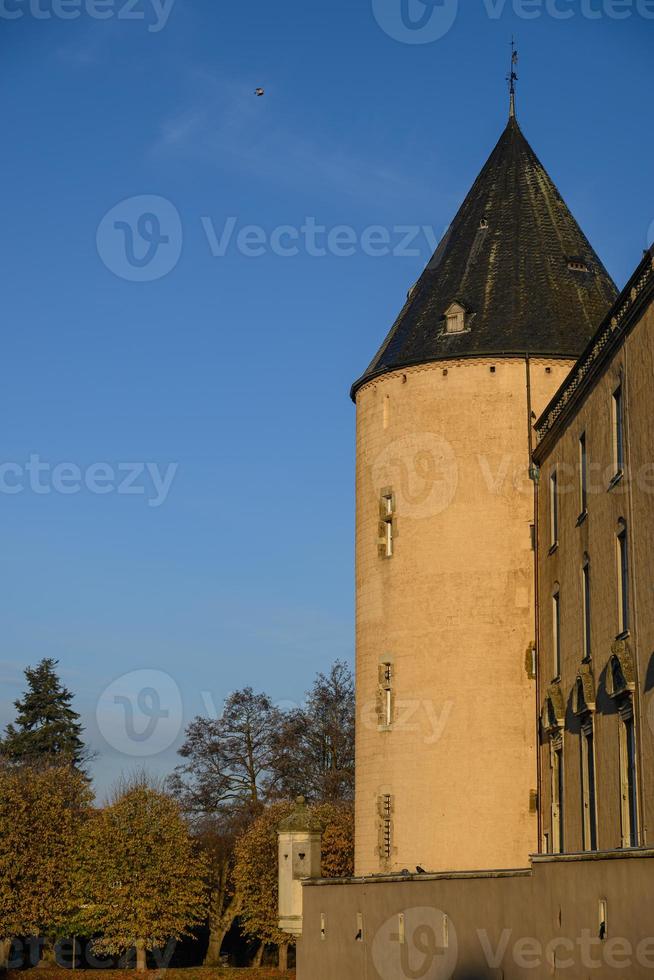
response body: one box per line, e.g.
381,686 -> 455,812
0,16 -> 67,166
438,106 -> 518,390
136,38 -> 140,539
279,104 -> 654,980
534,247 -> 654,857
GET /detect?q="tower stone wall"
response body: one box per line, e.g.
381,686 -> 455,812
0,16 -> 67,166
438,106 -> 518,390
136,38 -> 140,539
354,356 -> 573,875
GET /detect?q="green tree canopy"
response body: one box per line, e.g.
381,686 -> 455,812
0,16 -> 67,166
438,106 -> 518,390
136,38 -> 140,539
0,658 -> 87,769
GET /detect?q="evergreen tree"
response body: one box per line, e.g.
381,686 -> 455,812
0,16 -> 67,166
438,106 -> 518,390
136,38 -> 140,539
0,658 -> 86,768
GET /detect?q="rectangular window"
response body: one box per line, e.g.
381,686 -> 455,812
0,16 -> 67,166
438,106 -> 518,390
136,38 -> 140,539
617,525 -> 629,635
549,470 -> 559,548
612,385 -> 624,475
582,563 -> 592,661
619,712 -> 639,847
378,662 -> 393,728
379,492 -> 395,558
552,590 -> 561,679
378,794 -> 393,860
581,722 -> 597,851
579,432 -> 588,515
551,742 -> 564,854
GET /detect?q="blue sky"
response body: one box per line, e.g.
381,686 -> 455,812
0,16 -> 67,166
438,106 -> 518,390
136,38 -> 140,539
0,0 -> 651,795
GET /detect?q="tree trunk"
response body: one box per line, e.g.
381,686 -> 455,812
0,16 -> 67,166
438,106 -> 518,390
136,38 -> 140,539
36,939 -> 57,969
251,943 -> 265,968
278,942 -> 289,973
0,939 -> 12,972
203,929 -> 228,968
203,895 -> 240,966
135,940 -> 147,973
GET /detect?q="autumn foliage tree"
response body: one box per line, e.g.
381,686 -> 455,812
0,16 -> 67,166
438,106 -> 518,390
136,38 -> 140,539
191,816 -> 243,968
233,799 -> 354,972
169,687 -> 284,964
314,802 -> 355,879
78,780 -> 207,971
0,762 -> 93,969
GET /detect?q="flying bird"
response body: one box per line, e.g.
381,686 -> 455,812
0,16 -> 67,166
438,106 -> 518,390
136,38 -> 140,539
254,88 -> 265,97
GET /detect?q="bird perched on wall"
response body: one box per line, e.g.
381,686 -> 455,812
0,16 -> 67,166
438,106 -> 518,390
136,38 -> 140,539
416,866 -> 427,874
254,88 -> 265,97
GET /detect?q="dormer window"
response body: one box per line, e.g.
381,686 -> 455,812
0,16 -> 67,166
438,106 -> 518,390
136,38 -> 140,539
444,302 -> 466,334
568,259 -> 589,273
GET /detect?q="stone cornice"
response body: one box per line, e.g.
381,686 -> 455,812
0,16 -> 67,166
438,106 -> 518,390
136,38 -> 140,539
534,249 -> 654,461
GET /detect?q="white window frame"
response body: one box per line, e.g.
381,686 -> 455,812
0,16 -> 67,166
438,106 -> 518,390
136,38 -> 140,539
380,492 -> 395,558
378,661 -> 394,729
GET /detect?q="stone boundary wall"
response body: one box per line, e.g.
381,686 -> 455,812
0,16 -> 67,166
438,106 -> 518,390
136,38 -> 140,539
298,850 -> 654,980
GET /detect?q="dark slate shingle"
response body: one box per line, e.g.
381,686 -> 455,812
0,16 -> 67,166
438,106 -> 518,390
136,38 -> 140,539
351,116 -> 618,399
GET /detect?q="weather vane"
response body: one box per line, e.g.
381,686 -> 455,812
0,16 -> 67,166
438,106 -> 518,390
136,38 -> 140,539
507,38 -> 519,118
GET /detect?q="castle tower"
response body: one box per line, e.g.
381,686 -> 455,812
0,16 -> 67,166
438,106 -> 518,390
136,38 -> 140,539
352,109 -> 617,876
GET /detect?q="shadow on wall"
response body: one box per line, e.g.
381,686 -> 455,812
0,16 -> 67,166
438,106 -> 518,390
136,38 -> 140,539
644,653 -> 654,693
596,663 -> 619,717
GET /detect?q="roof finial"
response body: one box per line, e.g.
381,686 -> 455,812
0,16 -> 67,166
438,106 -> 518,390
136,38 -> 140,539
507,38 -> 519,119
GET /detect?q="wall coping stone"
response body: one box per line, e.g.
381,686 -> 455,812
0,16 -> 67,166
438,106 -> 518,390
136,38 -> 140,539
304,848 -> 654,885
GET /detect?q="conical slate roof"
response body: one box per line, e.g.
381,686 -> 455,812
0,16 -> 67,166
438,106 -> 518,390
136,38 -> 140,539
351,116 -> 617,399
